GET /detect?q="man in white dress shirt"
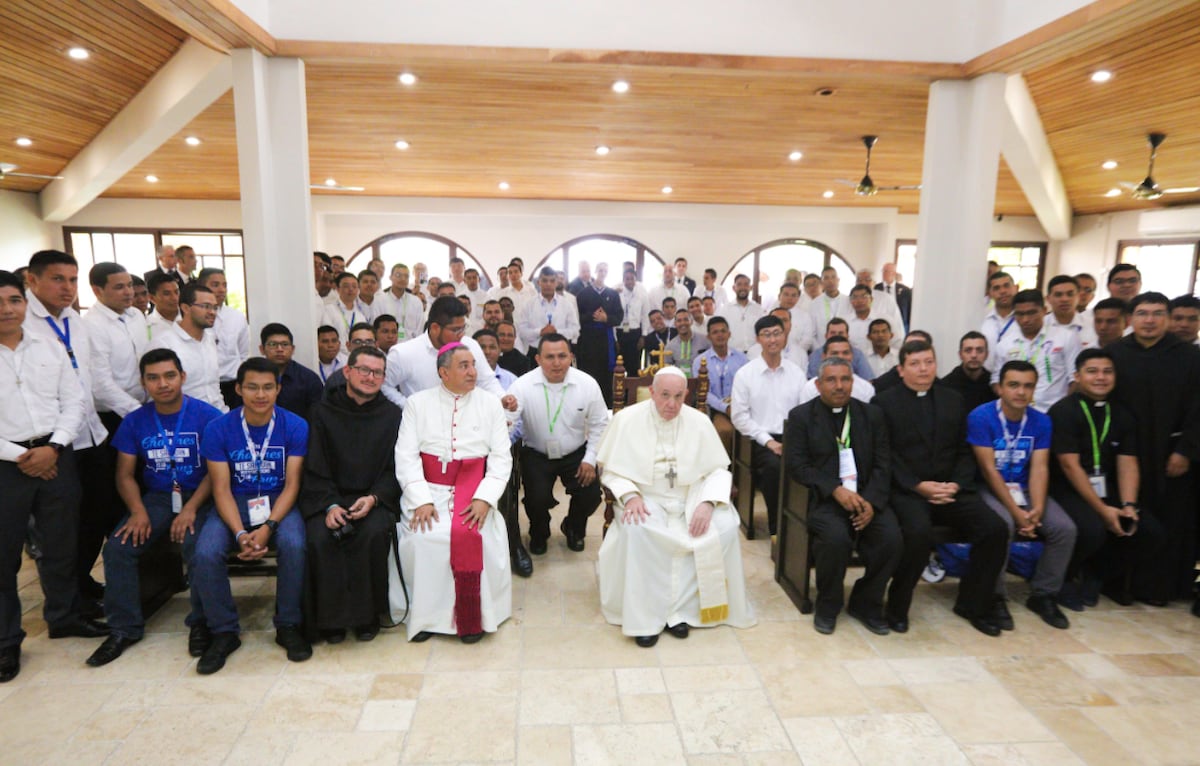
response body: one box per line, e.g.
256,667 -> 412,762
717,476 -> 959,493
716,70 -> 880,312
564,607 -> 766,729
864,319 -> 899,377
980,271 -> 1018,353
615,268 -> 649,372
149,283 -> 227,413
355,269 -> 383,323
693,268 -> 729,308
731,314 -> 807,537
447,256 -> 469,295
774,281 -> 816,354
809,267 -> 851,345
597,366 -> 756,647
463,268 -> 489,321
197,268 -> 250,410
83,263 -> 148,421
322,273 -> 371,344
845,285 -> 902,356
856,269 -> 906,337
799,337 -> 877,405
376,263 -> 424,342
724,273 -> 765,353
990,289 -> 1080,413
1044,275 -> 1099,349
647,264 -> 691,331
392,343 -> 514,643
146,273 -> 181,341
517,267 -> 581,355
497,262 -> 536,310
747,307 -> 808,369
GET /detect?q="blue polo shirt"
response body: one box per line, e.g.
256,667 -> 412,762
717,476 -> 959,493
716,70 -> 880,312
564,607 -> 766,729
112,396 -> 224,493
201,406 -> 308,497
966,401 -> 1052,490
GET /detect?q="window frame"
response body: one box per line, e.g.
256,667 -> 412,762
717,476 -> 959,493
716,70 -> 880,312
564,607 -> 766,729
1116,237 -> 1200,296
531,233 -> 666,284
348,230 -> 491,288
893,238 -> 1048,291
722,237 -> 855,304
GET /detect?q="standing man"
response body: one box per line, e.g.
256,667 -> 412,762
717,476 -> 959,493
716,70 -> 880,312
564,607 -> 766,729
1092,298 -> 1129,348
330,255 -> 346,276
1106,264 -> 1142,305
616,268 -> 648,373
463,268 -> 488,321
724,273 -> 765,353
499,262 -> 536,309
747,307 -> 808,369
980,271 -> 1018,353
83,263 -> 149,422
786,357 -> 902,635
485,264 -> 510,300
356,269 -> 383,322
260,323 -> 323,422
131,276 -> 150,316
641,310 -> 677,369
694,268 -> 728,307
193,358 -> 310,673
567,261 -> 591,295
197,268 -> 250,410
149,283 -> 227,413
496,321 -> 532,377
730,315 -> 806,538
674,257 -> 697,295
665,309 -> 711,375
176,245 -> 198,285
474,329 -> 517,390
572,262 -> 624,404
143,244 -> 184,291
1169,295 -> 1200,345
990,289 -> 1080,412
146,274 -> 181,340
373,314 -> 401,355
392,343 -> 514,643
808,267 -> 850,344
806,319 -> 876,381
0,270 -> 105,684
845,285 -> 899,355
647,263 -> 691,329
509,335 -> 609,555
447,256 -> 469,295
322,272 -> 368,344
1045,275 -> 1098,349
856,269 -> 905,339
799,337 -> 875,405
864,319 -> 898,377
322,323 -> 379,392
942,331 -> 997,413
376,263 -> 424,342
86,349 -> 223,666
316,325 -> 345,385
693,317 -> 748,455
876,262 -> 912,330
1075,273 -> 1098,315
774,282 -> 817,354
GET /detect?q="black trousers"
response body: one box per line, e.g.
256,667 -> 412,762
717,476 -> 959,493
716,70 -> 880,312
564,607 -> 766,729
750,439 -> 782,535
498,445 -> 523,556
1053,490 -> 1167,596
77,411 -> 127,595
1133,475 -> 1197,601
1,452 -> 81,649
520,445 -> 601,543
808,499 -> 903,620
887,490 -> 1008,621
615,329 -> 642,373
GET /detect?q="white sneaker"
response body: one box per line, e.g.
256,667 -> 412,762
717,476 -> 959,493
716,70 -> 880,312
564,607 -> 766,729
922,555 -> 946,583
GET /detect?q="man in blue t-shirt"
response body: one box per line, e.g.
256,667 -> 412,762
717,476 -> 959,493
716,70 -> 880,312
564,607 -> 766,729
967,360 -> 1077,631
87,349 -> 224,668
192,357 -> 310,674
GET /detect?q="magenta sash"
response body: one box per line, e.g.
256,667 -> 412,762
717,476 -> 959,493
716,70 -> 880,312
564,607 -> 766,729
420,452 -> 487,636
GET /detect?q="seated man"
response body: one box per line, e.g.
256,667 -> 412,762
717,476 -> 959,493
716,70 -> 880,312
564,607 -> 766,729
301,346 -> 402,643
786,358 -> 902,635
192,358 -> 310,674
665,308 -> 710,374
260,323 -> 323,422
747,307 -> 808,369
322,322 -> 377,391
967,360 -> 1077,630
86,349 -> 224,667
393,343 -> 513,642
692,316 -> 748,455
807,318 -> 875,380
941,331 -> 997,413
597,367 -> 756,646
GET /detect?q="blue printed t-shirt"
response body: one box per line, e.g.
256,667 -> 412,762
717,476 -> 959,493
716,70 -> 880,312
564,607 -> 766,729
201,406 -> 308,498
966,401 -> 1052,490
112,396 -> 224,493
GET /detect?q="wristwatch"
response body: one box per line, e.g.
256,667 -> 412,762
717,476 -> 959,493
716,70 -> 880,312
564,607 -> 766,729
1121,502 -> 1139,510
48,442 -> 65,454
264,519 -> 279,532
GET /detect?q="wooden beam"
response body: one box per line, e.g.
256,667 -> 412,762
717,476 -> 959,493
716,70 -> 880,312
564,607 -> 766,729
133,0 -> 275,54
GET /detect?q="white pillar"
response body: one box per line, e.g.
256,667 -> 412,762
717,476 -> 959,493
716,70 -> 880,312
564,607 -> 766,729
232,50 -> 318,368
911,74 -> 1006,373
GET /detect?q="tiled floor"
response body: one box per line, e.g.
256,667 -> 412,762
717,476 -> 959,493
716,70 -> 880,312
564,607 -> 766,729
4,501 -> 1200,765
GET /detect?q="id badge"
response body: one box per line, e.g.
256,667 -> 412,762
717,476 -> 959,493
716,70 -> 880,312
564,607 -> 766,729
248,496 -> 272,526
1005,482 -> 1027,508
546,439 -> 563,460
1088,472 -> 1107,497
171,482 -> 183,515
838,448 -> 858,494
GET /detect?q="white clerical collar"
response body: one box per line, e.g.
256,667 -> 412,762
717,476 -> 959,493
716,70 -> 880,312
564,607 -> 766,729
831,406 -> 844,413
916,390 -> 928,397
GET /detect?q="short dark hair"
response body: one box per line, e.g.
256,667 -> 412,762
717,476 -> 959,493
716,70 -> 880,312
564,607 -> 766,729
449,256 -> 464,266
959,330 -> 987,351
1046,275 -> 1079,292
733,273 -> 750,283
988,270 -> 1013,287
687,296 -> 701,306
779,281 -> 800,295
1128,291 -> 1169,312
849,284 -> 872,297
999,359 -> 1038,383
28,250 -> 77,276
0,270 -> 26,297
357,269 -> 378,282
260,323 -> 293,345
348,322 -> 375,337
88,261 -> 127,288
131,275 -> 146,288
1013,289 -> 1044,307
754,315 -> 784,335
331,255 -> 345,264
317,324 -> 338,338
1092,297 -> 1128,314
674,257 -> 687,266
197,267 -> 224,287
898,339 -> 933,365
428,295 -> 468,328
1107,263 -> 1140,284
704,268 -> 717,279
472,328 -> 498,343
648,309 -> 663,319
537,333 -> 571,355
826,317 -> 849,331
372,314 -> 398,330
147,272 -> 177,295
465,268 -> 479,278
347,346 -> 386,368
1074,347 -> 1113,371
868,318 -> 892,333
179,283 -> 213,306
803,273 -> 820,285
821,266 -> 837,276
1075,272 -> 1096,284
236,356 -> 280,384
139,347 -> 183,375
823,335 -> 851,354
335,272 -> 359,287
1169,295 -> 1200,312
314,251 -> 332,265
706,316 -> 729,332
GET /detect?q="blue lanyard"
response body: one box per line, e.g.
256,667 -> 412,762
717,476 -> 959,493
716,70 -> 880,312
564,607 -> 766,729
240,410 -> 277,493
997,314 -> 1016,342
319,359 -> 340,383
151,397 -> 190,485
995,401 -> 1028,483
45,316 -> 77,369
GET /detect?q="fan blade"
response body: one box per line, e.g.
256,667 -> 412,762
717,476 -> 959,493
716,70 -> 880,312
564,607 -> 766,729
875,185 -> 922,191
309,184 -> 364,192
1163,186 -> 1200,194
833,179 -> 860,187
8,171 -> 64,180
1117,181 -> 1140,190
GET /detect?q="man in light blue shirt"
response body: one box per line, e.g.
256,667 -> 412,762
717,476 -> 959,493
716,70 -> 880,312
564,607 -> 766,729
693,316 -> 747,456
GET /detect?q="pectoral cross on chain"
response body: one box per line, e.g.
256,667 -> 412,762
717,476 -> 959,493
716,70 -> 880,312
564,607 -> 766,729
666,462 -> 677,489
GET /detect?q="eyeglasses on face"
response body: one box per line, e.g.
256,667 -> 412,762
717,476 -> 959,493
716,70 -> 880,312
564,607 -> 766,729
349,365 -> 385,379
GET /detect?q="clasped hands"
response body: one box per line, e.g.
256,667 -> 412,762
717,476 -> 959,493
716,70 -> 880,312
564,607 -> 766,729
831,486 -> 874,530
324,494 -> 377,529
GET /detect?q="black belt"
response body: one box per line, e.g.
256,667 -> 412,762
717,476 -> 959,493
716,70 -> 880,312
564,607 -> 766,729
14,434 -> 52,449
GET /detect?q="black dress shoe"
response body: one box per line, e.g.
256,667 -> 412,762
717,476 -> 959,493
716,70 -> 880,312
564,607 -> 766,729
813,614 -> 836,635
48,618 -> 110,639
322,628 -> 347,645
953,605 -> 1002,637
197,633 -> 241,675
1056,582 -> 1085,613
188,624 -> 213,658
990,597 -> 1015,631
355,623 -> 379,642
1026,594 -> 1070,630
1101,584 -> 1134,606
512,543 -> 534,578
411,631 -> 435,643
886,616 -> 909,634
0,646 -> 19,683
79,597 -> 105,620
275,626 -> 312,662
460,632 -> 484,644
665,623 -> 689,639
86,635 -> 140,667
560,519 -> 585,552
635,634 -> 659,648
846,604 -> 890,636
529,539 -> 548,555
1138,597 -> 1169,608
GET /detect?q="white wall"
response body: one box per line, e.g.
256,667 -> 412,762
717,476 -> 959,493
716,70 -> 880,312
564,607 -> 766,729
0,191 -> 58,271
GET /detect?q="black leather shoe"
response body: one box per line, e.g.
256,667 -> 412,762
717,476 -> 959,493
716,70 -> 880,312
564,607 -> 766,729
0,646 -> 19,683
79,597 -> 105,620
411,631 -> 435,643
1056,582 -> 1085,612
48,618 -> 110,639
460,632 -> 484,644
953,605 -> 1002,637
813,614 -> 836,635
529,538 -> 548,555
990,597 -> 1015,631
666,623 -> 689,639
512,543 -> 534,578
1026,594 -> 1070,630
560,519 -> 584,552
86,635 -> 140,667
323,629 -> 347,645
886,616 -> 909,634
635,634 -> 659,648
1138,597 -> 1168,608
188,624 -> 213,658
355,623 -> 379,642
1101,584 -> 1134,606
197,633 -> 241,675
275,626 -> 312,662
846,605 -> 890,636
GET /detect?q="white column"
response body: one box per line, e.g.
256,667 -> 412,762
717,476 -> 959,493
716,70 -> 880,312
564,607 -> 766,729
911,74 -> 1006,373
232,50 -> 318,368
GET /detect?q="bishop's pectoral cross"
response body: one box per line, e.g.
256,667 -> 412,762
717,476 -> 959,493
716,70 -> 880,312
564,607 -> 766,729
666,462 -> 677,489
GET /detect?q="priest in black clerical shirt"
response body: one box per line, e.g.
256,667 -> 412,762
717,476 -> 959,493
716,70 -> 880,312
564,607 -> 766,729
785,357 -> 902,636
871,329 -> 934,394
941,331 -> 998,414
300,346 -> 402,642
573,264 -> 624,405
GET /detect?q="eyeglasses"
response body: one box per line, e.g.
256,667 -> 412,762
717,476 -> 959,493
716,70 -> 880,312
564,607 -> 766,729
349,365 -> 385,379
757,329 -> 786,339
348,338 -> 377,348
264,341 -> 293,349
191,303 -> 219,312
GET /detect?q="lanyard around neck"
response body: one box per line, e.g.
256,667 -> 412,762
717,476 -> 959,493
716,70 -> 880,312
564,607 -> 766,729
241,410 -> 277,492
44,316 -> 77,369
1079,399 -> 1110,473
543,381 -> 568,434
995,401 -> 1028,481
836,408 -> 851,449
152,397 -> 190,484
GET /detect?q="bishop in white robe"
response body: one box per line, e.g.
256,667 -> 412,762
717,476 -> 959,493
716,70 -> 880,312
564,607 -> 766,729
392,343 -> 514,642
596,367 -> 756,646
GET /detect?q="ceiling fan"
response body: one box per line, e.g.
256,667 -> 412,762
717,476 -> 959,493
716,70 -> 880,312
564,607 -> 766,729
835,135 -> 921,196
310,179 -> 364,192
1118,133 -> 1200,200
0,163 -> 63,181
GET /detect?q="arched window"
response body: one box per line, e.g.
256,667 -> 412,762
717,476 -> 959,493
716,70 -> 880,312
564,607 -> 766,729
722,238 -> 855,304
350,231 -> 491,288
534,234 -> 666,285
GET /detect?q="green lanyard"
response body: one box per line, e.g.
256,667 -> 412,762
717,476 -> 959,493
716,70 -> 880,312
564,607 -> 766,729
836,409 -> 851,449
1078,399 -> 1110,474
543,382 -> 567,434
1018,333 -> 1052,384
681,339 -> 691,359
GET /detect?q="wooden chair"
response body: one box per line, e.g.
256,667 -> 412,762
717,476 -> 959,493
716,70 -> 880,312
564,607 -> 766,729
601,354 -> 709,535
732,432 -> 757,540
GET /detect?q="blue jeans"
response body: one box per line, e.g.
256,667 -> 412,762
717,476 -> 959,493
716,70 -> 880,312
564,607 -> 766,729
190,496 -> 306,634
102,491 -> 209,640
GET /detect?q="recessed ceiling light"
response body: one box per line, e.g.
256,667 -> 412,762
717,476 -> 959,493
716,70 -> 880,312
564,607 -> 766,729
394,139 -> 410,150
15,137 -> 32,147
145,175 -> 159,183
661,186 -> 673,195
398,72 -> 417,86
184,136 -> 201,146
612,80 -> 630,94
67,47 -> 89,60
1101,160 -> 1118,170
498,181 -> 510,191
1091,70 -> 1113,83
595,145 -> 611,156
325,178 -> 340,187
788,150 -> 803,162
1104,188 -> 1122,197
822,190 -> 835,199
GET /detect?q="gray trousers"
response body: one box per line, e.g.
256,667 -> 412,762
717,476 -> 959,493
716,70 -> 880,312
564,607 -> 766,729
979,488 -> 1076,597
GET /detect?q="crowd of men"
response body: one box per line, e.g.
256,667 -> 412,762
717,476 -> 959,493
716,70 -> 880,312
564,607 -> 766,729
1,243 -> 1197,685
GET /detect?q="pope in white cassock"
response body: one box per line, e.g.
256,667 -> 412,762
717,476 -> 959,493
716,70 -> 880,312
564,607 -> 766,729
596,366 -> 756,647
393,342 -> 513,643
